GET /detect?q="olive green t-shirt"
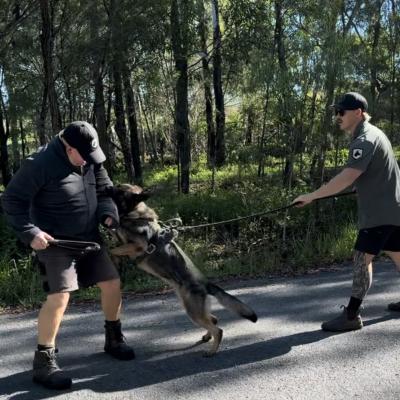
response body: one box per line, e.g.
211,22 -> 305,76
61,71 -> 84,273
346,121 -> 400,229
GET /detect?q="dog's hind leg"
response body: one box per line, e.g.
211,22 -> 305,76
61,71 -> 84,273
202,314 -> 218,342
210,314 -> 218,324
198,318 -> 222,357
181,294 -> 223,356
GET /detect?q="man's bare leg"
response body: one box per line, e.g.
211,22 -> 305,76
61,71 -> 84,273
98,278 -> 121,321
38,292 -> 70,346
347,251 -> 374,318
34,292 -> 72,390
98,278 -> 135,360
321,252 -> 374,331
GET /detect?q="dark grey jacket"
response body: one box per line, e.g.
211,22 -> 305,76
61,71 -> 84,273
1,136 -> 118,245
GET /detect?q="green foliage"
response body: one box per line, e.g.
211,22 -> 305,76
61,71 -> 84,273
0,217 -> 44,309
0,255 -> 43,309
290,222 -> 356,267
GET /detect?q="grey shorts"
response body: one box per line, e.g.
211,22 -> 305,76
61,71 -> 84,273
35,245 -> 120,294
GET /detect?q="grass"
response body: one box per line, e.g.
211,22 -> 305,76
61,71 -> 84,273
289,222 -> 357,268
0,243 -> 44,310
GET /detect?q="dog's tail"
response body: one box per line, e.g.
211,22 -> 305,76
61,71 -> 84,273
206,283 -> 257,322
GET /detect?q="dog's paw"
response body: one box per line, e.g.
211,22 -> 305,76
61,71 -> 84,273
201,333 -> 212,342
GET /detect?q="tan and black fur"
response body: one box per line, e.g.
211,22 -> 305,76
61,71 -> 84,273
106,184 -> 257,356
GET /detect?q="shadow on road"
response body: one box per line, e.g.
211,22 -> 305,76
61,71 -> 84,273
1,313 -> 397,399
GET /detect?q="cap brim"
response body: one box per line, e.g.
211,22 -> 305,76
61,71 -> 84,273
85,147 -> 106,164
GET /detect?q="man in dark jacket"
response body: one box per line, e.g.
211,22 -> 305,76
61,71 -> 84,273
1,121 -> 135,390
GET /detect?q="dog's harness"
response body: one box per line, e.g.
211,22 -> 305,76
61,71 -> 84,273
136,228 -> 178,262
113,215 -> 178,262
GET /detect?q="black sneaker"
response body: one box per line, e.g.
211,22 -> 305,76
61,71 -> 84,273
104,320 -> 135,360
387,301 -> 400,311
321,306 -> 363,332
32,348 -> 72,390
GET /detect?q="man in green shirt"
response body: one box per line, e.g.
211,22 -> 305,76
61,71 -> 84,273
294,92 -> 400,331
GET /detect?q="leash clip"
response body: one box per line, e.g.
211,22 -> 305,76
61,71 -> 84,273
146,243 -> 156,255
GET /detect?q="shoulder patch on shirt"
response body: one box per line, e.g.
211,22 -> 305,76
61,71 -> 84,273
352,148 -> 363,159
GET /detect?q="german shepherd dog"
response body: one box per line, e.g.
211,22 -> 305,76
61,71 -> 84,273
106,184 -> 257,356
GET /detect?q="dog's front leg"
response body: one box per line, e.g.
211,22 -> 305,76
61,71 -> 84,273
110,235 -> 149,260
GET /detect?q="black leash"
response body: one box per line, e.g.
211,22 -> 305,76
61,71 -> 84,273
176,191 -> 356,232
49,239 -> 101,254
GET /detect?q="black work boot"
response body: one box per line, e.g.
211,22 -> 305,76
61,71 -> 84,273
104,320 -> 135,360
32,348 -> 72,390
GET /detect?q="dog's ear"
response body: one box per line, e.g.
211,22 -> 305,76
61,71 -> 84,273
105,184 -> 150,214
124,192 -> 149,210
137,192 -> 150,202
124,184 -> 152,198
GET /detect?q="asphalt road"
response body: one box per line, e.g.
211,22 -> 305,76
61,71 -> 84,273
1,261 -> 400,400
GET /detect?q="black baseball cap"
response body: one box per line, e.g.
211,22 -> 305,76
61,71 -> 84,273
60,121 -> 106,164
332,92 -> 368,111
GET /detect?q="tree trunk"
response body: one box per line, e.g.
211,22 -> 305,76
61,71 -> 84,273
315,64 -> 339,187
37,83 -> 48,145
137,90 -> 158,163
171,0 -> 190,194
368,0 -> 384,117
19,118 -> 26,159
388,0 -> 398,140
211,0 -> 225,167
274,0 -> 293,187
39,0 -> 61,133
112,63 -> 134,182
109,0 -> 134,182
89,2 -> 112,175
0,100 -> 11,186
197,0 -> 215,168
245,107 -> 255,145
315,0 -> 360,186
94,72 -> 111,173
257,85 -> 271,178
307,81 -> 320,182
123,66 -> 143,184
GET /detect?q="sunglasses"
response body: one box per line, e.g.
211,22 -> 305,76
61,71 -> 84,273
334,108 -> 346,117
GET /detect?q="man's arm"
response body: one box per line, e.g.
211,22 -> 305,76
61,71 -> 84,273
293,167 -> 362,206
94,163 -> 119,227
1,158 -> 52,246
